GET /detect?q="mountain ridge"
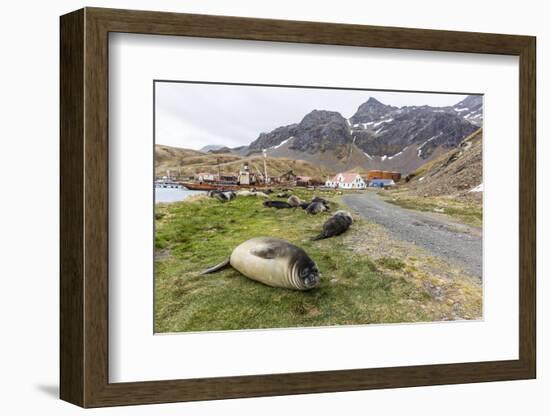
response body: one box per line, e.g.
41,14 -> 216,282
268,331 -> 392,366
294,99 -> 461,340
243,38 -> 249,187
241,95 -> 482,174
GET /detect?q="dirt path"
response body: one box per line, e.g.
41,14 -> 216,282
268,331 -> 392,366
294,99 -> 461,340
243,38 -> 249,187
342,192 -> 482,278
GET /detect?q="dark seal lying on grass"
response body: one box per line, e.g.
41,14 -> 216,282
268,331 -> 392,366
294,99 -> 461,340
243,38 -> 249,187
300,196 -> 330,213
201,237 -> 320,290
207,190 -> 236,202
263,200 -> 293,209
311,196 -> 330,205
312,210 -> 353,240
305,201 -> 328,214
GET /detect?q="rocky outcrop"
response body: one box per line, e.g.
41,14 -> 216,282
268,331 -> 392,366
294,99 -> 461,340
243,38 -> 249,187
349,97 -> 397,124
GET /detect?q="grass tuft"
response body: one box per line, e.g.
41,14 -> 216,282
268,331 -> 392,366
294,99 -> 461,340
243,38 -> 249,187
376,257 -> 406,270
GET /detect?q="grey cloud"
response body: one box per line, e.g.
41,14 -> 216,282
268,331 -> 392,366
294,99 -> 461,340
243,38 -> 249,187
155,81 -> 471,150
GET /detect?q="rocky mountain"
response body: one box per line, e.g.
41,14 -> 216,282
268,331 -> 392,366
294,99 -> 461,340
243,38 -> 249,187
249,110 -> 353,157
248,123 -> 299,153
349,97 -> 397,125
243,95 -> 483,174
451,95 -> 483,126
352,106 -> 478,160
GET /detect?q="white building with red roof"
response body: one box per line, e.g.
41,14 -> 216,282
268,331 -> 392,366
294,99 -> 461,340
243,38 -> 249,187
325,172 -> 366,189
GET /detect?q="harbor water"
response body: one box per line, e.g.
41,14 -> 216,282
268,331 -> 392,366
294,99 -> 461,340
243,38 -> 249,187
155,187 -> 205,203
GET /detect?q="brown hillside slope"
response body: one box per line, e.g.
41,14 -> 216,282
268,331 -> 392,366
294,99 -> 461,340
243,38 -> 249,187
400,128 -> 483,202
155,144 -> 333,178
155,145 -> 241,176
156,144 -> 204,163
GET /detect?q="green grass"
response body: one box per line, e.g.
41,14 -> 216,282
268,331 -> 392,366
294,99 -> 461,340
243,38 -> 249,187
154,189 -> 477,333
383,195 -> 482,228
376,257 -> 406,271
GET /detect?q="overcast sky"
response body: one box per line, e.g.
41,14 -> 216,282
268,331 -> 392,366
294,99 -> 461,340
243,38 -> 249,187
155,82 -> 470,150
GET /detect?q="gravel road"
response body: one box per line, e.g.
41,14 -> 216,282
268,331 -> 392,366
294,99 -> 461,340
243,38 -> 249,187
342,192 -> 482,278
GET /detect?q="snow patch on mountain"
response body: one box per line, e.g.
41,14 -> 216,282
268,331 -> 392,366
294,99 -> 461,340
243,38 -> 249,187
388,147 -> 408,160
373,118 -> 394,127
417,133 -> 442,157
269,137 -> 294,150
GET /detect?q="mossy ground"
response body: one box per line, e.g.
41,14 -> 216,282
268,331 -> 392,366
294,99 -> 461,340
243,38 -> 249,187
155,189 -> 481,333
382,193 -> 483,228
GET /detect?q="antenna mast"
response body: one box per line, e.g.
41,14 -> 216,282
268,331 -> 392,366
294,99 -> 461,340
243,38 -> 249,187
262,149 -> 269,184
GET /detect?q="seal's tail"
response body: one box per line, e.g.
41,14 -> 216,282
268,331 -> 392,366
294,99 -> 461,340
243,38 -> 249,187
200,258 -> 230,275
311,233 -> 327,241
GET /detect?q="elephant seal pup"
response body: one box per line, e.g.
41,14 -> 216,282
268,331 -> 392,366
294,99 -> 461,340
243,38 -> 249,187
214,191 -> 236,202
213,192 -> 228,202
263,200 -> 293,209
305,201 -> 328,214
312,197 -> 330,210
207,189 -> 223,197
287,195 -> 302,207
201,237 -> 320,290
237,190 -> 256,197
312,196 -> 329,204
312,211 -> 353,240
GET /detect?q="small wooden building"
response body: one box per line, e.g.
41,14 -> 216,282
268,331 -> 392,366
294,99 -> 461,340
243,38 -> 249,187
367,170 -> 383,181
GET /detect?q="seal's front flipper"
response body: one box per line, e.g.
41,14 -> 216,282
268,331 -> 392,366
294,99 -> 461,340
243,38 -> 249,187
200,258 -> 230,275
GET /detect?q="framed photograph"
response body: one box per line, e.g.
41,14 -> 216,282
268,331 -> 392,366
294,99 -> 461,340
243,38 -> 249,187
60,7 -> 536,408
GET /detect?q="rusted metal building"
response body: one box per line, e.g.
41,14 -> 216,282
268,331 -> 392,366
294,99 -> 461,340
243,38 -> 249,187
367,170 -> 401,182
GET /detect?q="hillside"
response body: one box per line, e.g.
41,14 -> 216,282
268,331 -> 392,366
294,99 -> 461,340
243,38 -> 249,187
155,145 -> 241,176
399,128 -> 483,201
155,144 -> 333,178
